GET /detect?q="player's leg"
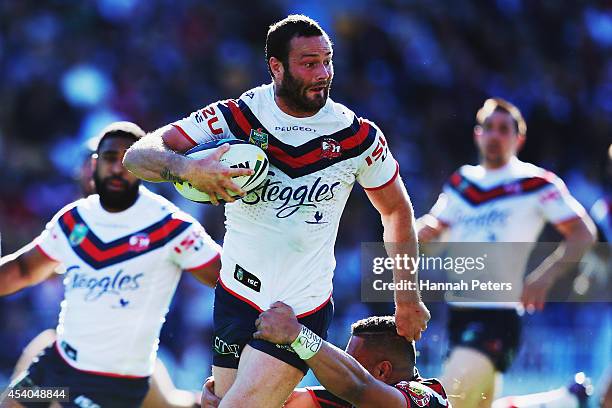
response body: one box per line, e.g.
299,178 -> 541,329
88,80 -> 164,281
442,347 -> 496,408
211,366 -> 237,398
142,358 -> 200,408
442,306 -> 522,408
219,345 -> 305,407
210,283 -> 261,398
10,329 -> 56,381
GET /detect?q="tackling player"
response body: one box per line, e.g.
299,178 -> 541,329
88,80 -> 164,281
123,15 -> 429,407
202,311 -> 449,408
0,122 -> 221,407
416,98 -> 597,407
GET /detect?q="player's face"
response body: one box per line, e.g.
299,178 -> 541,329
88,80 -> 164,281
277,35 -> 333,114
93,136 -> 140,212
474,111 -> 525,168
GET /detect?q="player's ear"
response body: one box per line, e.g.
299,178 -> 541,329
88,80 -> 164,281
516,133 -> 526,152
374,360 -> 393,382
269,57 -> 284,81
473,125 -> 483,142
90,153 -> 98,172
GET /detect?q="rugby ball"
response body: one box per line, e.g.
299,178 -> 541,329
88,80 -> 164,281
173,139 -> 269,203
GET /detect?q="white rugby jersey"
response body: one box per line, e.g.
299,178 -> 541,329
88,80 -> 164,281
35,187 -> 220,377
173,83 -> 398,315
429,157 -> 586,304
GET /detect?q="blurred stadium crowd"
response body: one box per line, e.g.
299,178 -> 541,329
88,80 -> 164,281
0,0 -> 610,397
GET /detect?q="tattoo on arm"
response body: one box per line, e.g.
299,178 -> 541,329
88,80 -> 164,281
160,168 -> 185,183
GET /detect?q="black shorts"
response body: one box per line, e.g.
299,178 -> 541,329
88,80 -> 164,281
9,343 -> 149,408
213,282 -> 334,375
447,306 -> 522,372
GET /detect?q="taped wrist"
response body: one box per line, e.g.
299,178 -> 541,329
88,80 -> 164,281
290,325 -> 322,360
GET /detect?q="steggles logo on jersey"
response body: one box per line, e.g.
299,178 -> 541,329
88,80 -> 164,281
455,208 -> 510,228
242,171 -> 341,218
69,224 -> 89,247
320,138 -> 342,159
128,233 -> 150,252
249,128 -> 269,150
65,265 -> 144,302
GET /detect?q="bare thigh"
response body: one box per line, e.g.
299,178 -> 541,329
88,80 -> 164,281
441,346 -> 498,408
219,345 -> 304,408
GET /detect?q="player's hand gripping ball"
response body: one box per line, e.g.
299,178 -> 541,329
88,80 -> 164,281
174,139 -> 269,203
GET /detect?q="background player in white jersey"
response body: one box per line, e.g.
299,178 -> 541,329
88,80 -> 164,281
416,98 -> 597,407
124,14 -> 429,407
0,122 -> 222,407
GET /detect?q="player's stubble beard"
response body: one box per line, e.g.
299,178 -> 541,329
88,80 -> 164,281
277,65 -> 332,115
94,172 -> 140,212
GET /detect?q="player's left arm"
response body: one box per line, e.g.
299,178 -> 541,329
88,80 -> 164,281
365,177 -> 430,341
357,123 -> 429,341
185,255 -> 221,288
521,177 -> 597,310
254,302 -> 409,408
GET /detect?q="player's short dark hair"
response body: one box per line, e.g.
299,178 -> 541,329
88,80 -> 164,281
265,14 -> 330,78
476,97 -> 527,136
351,316 -> 416,369
95,121 -> 145,154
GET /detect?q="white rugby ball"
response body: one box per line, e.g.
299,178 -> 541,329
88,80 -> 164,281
174,139 -> 269,203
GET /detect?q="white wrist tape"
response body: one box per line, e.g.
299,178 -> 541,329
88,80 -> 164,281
290,325 -> 323,360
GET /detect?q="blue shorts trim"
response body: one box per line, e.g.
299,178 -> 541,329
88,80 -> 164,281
212,283 -> 334,375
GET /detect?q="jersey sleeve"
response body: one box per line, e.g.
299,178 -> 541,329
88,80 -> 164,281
394,380 -> 450,407
356,121 -> 400,190
536,173 -> 587,224
171,101 -> 234,146
33,206 -> 72,263
168,214 -> 221,271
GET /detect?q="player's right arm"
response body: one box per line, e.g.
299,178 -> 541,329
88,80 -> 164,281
415,213 -> 447,243
254,303 -> 408,408
0,242 -> 59,296
123,120 -> 253,205
416,182 -> 456,243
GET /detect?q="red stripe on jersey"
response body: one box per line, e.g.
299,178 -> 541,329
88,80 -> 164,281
307,389 -> 324,408
226,99 -> 372,169
218,278 -> 264,312
264,121 -> 371,169
172,124 -> 198,146
184,252 -> 221,272
296,294 -> 332,318
449,172 -> 554,205
63,209 -> 77,229
64,215 -> 186,262
363,161 -> 400,191
306,389 -> 348,408
35,244 -> 60,262
226,100 -> 253,137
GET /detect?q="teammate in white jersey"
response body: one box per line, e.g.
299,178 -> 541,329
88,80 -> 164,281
0,122 -> 221,407
417,98 -> 596,408
123,15 -> 429,407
